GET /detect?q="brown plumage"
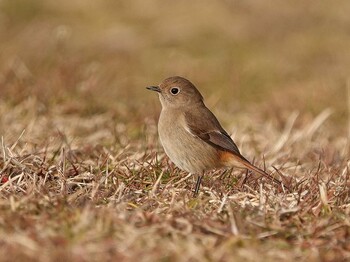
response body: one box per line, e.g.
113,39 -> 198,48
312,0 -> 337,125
147,76 -> 281,195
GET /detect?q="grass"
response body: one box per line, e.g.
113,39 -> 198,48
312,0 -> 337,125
0,0 -> 350,261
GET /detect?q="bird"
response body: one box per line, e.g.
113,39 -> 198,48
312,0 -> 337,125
147,76 -> 281,195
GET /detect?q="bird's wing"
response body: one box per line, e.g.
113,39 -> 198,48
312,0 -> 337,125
183,106 -> 246,160
184,106 -> 283,186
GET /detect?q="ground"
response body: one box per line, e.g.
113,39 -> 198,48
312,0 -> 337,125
0,1 -> 349,261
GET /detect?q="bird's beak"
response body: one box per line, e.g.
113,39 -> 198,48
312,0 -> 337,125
146,86 -> 161,93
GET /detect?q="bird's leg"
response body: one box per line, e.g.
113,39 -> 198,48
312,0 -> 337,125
193,173 -> 204,197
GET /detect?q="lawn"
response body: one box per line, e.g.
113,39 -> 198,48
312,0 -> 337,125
0,1 -> 349,261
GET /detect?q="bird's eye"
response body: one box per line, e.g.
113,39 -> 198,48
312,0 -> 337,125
170,87 -> 180,95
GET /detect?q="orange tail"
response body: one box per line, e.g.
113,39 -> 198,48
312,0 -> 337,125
240,160 -> 281,185
220,151 -> 281,185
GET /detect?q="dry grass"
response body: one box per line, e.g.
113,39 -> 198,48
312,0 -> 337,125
0,0 -> 350,261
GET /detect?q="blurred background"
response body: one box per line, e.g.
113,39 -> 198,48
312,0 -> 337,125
0,0 -> 349,136
1,2 -> 349,260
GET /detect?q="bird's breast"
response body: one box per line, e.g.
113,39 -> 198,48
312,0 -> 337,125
158,109 -> 221,173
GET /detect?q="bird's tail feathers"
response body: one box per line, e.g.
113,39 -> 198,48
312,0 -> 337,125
240,160 -> 281,186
